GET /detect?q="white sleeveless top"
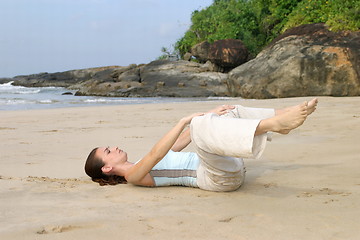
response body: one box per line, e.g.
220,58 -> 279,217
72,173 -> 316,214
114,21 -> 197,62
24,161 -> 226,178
150,150 -> 199,188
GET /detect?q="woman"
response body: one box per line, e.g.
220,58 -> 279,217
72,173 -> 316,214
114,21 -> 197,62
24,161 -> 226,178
85,98 -> 318,192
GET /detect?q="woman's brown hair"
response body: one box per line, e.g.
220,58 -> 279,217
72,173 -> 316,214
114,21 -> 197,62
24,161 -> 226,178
84,147 -> 127,186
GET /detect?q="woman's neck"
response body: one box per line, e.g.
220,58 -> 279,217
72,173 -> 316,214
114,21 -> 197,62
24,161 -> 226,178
112,161 -> 134,177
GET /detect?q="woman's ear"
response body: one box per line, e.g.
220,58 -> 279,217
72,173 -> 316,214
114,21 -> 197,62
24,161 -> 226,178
101,166 -> 113,174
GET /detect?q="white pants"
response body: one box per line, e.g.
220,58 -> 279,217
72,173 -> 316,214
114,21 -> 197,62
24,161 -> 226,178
190,105 -> 275,192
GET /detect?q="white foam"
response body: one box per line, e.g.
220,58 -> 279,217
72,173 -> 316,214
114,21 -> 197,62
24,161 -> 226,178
207,96 -> 236,100
0,81 -> 41,94
3,99 -> 29,105
84,98 -> 127,103
39,99 -> 53,104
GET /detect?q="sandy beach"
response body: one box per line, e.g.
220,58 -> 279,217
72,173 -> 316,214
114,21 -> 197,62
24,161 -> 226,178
1,96 -> 359,240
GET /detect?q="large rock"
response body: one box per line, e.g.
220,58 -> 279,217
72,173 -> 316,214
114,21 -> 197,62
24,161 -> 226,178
191,39 -> 248,71
227,24 -> 360,98
208,39 -> 249,69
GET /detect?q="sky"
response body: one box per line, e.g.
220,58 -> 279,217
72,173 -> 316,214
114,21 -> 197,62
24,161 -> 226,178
0,0 -> 213,78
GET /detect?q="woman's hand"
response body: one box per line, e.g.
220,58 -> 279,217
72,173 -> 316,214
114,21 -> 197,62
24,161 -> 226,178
180,105 -> 234,125
208,105 -> 235,116
181,112 -> 205,125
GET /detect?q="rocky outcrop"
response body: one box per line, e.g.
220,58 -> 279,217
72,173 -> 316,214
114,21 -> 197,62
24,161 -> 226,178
10,66 -> 121,87
139,60 -> 228,97
3,60 -> 228,98
191,39 -> 249,71
72,60 -> 229,97
227,23 -> 360,98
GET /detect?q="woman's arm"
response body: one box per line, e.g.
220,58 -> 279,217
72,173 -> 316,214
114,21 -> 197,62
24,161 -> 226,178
124,113 -> 204,185
171,128 -> 191,152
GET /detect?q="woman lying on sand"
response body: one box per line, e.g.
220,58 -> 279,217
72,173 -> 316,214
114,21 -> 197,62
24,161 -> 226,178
85,98 -> 318,192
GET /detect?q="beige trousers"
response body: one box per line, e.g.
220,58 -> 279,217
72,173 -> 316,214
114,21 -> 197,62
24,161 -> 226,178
190,105 -> 275,192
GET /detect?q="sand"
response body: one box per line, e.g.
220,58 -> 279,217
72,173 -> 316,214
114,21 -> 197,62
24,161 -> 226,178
0,96 -> 359,240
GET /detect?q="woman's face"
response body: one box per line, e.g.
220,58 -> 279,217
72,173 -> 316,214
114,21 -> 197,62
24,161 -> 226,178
96,146 -> 128,167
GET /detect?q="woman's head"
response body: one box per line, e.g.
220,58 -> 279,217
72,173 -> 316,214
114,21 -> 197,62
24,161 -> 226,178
84,147 -> 127,186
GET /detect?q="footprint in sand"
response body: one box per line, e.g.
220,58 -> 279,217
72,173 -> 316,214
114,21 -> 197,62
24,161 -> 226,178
124,136 -> 144,139
263,182 -> 278,188
36,223 -> 101,234
218,216 -> 235,223
297,187 -> 351,200
39,129 -> 59,134
36,225 -> 80,234
0,127 -> 16,130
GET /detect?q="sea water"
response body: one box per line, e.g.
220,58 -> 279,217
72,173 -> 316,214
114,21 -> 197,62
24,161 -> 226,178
0,81 -> 231,111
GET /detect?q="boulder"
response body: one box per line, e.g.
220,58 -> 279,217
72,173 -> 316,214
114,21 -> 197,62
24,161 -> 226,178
208,39 -> 249,70
191,39 -> 249,71
227,24 -> 360,98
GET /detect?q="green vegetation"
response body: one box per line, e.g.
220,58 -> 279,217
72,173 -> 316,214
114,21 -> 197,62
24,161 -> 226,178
284,0 -> 360,31
175,0 -> 359,58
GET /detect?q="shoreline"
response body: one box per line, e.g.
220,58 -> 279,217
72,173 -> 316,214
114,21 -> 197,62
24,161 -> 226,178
1,96 -> 359,239
0,97 -> 236,112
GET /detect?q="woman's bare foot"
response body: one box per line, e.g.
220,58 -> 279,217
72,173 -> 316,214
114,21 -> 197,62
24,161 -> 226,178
276,98 -> 318,116
274,101 -> 308,134
256,102 -> 308,135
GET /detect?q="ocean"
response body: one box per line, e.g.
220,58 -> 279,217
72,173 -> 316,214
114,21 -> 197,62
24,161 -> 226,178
0,81 -> 232,111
